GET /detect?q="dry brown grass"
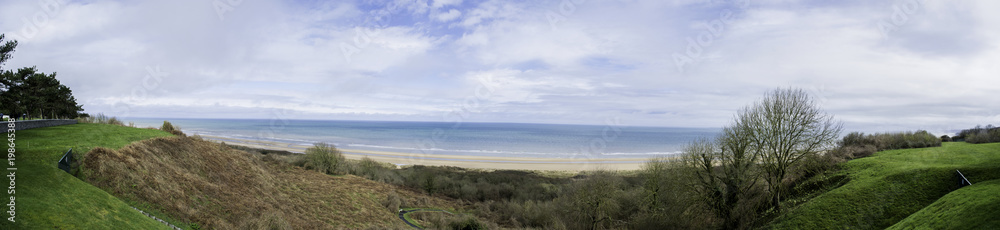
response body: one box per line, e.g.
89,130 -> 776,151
81,136 -> 457,229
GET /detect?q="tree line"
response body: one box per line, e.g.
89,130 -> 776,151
951,124 -> 1000,144
0,34 -> 84,119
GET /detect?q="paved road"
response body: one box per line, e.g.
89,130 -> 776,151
398,209 -> 453,229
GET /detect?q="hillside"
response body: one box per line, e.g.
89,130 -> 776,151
81,135 -> 461,229
1,123 -> 463,229
0,123 -> 175,229
889,179 -> 1000,229
770,142 -> 1000,229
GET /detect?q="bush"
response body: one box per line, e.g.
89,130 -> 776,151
76,113 -> 125,126
843,144 -> 877,159
954,125 -> 998,142
792,152 -> 840,180
838,130 -> 940,154
636,158 -> 702,229
967,128 -> 1000,144
304,143 -> 345,175
840,132 -> 875,147
559,171 -> 625,230
345,157 -> 402,184
447,215 -> 488,230
160,121 -> 185,136
383,191 -> 403,212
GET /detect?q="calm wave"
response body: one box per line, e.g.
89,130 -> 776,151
124,118 -> 719,159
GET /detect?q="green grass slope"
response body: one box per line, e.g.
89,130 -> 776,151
771,142 -> 1000,229
0,123 -> 175,229
888,179 -> 1000,229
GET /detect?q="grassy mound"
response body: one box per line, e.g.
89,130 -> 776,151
888,179 -> 1000,229
0,123 -> 175,229
82,135 -> 458,229
770,142 -> 1000,229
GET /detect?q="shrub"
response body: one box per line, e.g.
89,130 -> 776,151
838,130 -> 940,154
77,113 -> 126,126
844,144 -> 877,159
107,117 -> 124,126
967,128 -> 1000,144
839,132 -> 875,147
304,142 -> 345,175
637,158 -> 700,228
160,121 -> 185,136
792,152 -> 839,180
447,215 -> 488,230
383,191 -> 403,212
559,171 -> 624,230
345,157 -> 401,183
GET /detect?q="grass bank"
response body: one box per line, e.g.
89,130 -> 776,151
770,142 -> 1000,229
81,134 -> 461,229
889,178 -> 1000,229
0,123 -> 175,229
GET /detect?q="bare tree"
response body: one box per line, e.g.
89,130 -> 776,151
683,125 -> 762,229
737,88 -> 842,211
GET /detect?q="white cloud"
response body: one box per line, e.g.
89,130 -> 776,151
435,9 -> 462,22
0,0 -> 997,131
432,0 -> 463,9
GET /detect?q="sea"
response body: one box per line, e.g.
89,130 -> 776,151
123,118 -> 719,159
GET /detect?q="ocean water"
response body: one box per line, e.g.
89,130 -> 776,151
124,118 -> 718,159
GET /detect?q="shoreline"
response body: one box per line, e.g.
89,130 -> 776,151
199,134 -> 660,171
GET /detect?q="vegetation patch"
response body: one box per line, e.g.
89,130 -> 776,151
888,179 -> 1000,229
769,142 -> 1000,229
81,135 -> 458,229
0,123 -> 175,229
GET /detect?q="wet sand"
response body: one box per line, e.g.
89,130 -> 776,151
199,135 -> 656,171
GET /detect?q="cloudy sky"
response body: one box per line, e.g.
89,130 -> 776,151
1,0 -> 998,134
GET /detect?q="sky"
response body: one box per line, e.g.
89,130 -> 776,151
1,0 -> 998,135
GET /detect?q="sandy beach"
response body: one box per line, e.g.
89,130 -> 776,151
199,135 -> 655,171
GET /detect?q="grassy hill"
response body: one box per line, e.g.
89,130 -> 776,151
889,179 -> 1000,229
2,123 -> 463,229
81,135 -> 460,229
0,123 -> 176,229
770,142 -> 1000,229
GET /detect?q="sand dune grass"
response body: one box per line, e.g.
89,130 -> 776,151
82,136 -> 457,229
